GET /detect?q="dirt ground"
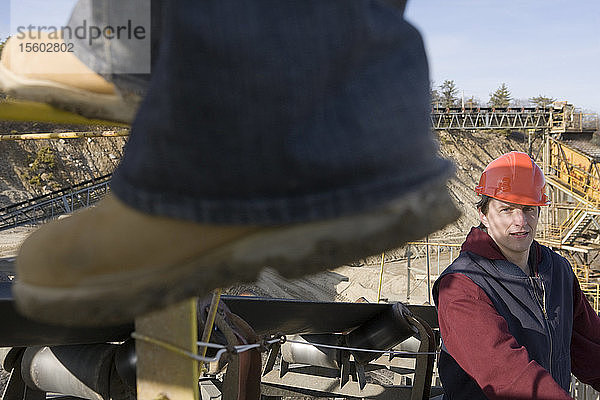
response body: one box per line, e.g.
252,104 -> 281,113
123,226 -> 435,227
0,226 -> 36,259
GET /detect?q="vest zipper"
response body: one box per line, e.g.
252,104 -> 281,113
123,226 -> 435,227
529,275 -> 552,375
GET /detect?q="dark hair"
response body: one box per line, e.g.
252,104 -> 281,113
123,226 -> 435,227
476,195 -> 491,215
476,195 -> 490,232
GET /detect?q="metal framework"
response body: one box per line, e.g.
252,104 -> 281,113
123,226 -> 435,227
0,286 -> 441,400
431,103 -> 598,133
0,174 -> 112,230
432,107 -> 550,131
545,137 -> 600,245
258,313 -> 438,400
541,135 -> 600,324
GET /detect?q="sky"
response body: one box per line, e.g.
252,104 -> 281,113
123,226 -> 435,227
1,1 -> 599,113
405,1 -> 600,113
1,0 -> 77,37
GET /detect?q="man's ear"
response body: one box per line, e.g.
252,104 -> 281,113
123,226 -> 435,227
479,209 -> 489,228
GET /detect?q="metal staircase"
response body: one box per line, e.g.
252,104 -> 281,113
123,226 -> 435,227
561,210 -> 599,245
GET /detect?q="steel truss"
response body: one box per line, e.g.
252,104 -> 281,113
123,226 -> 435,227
0,174 -> 112,231
432,107 -> 550,131
431,103 -> 597,133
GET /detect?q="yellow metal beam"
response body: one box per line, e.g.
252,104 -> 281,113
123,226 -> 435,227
135,299 -> 200,400
377,252 -> 384,303
0,99 -> 129,127
199,289 -> 222,360
0,130 -> 129,140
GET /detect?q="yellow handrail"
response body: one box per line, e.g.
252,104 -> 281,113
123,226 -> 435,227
0,130 -> 129,140
580,281 -> 600,313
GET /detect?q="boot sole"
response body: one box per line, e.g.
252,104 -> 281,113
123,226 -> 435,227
14,179 -> 459,326
0,63 -> 138,124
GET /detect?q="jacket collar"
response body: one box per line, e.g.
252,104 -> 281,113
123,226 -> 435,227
461,227 -> 541,273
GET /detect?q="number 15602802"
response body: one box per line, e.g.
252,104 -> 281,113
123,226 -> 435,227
19,42 -> 74,53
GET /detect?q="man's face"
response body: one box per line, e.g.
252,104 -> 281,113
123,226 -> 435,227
479,198 -> 539,259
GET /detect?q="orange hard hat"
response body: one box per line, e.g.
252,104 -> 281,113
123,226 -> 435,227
475,151 -> 549,206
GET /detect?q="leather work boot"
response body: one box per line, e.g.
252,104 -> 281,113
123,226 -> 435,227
0,35 -> 140,123
14,179 -> 459,326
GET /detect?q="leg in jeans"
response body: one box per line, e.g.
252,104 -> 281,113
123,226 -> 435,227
12,0 -> 460,325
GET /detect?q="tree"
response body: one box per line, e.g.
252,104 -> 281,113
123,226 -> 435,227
431,81 -> 441,108
530,95 -> 556,108
439,80 -> 459,108
0,38 -> 5,100
488,83 -> 512,108
512,98 -> 531,107
464,96 -> 481,109
0,36 -> 10,59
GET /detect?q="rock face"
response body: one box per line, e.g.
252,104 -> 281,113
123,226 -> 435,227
0,121 -> 126,207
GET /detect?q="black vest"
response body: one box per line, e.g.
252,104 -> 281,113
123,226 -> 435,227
433,246 -> 574,398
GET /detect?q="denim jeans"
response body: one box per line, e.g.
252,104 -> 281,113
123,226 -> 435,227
71,0 -> 453,225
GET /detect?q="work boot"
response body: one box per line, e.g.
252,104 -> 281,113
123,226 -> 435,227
15,179 -> 459,326
0,35 -> 140,123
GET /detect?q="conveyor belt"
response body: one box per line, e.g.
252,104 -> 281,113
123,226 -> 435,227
0,277 -> 437,346
0,174 -> 112,231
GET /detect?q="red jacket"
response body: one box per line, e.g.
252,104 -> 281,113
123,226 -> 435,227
437,227 -> 600,399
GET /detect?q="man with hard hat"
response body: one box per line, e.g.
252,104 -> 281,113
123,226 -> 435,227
434,151 -> 600,399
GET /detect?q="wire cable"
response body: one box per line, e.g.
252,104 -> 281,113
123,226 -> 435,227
132,331 -> 437,364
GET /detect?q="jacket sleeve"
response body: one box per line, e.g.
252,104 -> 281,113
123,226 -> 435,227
571,277 -> 600,389
437,273 -> 572,400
